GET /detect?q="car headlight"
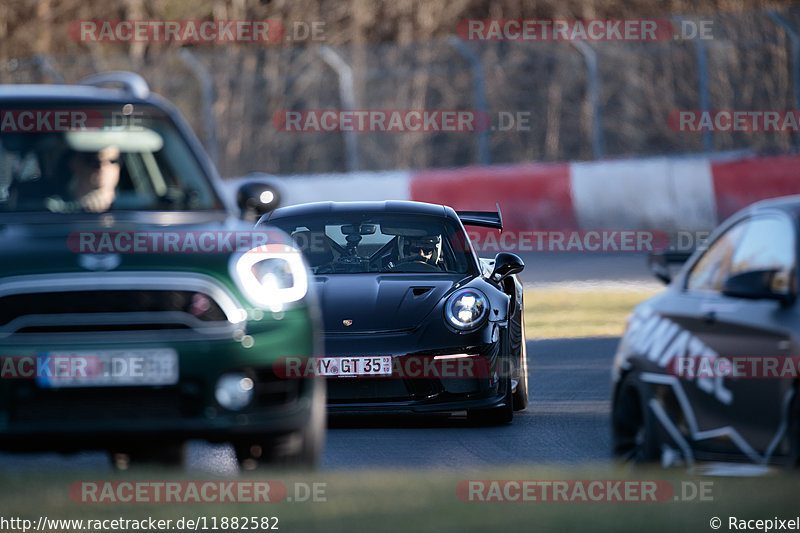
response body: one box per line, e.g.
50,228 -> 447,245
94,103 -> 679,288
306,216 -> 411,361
445,288 -> 488,330
231,244 -> 308,312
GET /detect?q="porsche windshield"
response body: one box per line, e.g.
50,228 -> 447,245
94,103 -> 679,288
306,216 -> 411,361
0,104 -> 223,212
270,213 -> 476,275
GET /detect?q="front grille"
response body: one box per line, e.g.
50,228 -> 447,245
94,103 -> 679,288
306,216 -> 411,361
327,378 -> 438,402
0,290 -> 228,334
0,290 -> 227,323
17,323 -> 191,333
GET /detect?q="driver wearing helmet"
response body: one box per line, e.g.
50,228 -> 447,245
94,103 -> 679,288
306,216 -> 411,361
399,233 -> 442,267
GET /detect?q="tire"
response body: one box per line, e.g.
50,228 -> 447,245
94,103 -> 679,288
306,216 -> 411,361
611,374 -> 660,464
510,311 -> 529,411
236,379 -> 326,470
788,386 -> 800,468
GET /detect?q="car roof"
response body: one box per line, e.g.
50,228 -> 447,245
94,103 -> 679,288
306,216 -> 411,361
0,76 -> 233,213
265,200 -> 452,221
747,194 -> 800,217
0,84 -> 154,104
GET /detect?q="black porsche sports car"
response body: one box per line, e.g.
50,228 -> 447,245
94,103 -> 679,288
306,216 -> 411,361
258,200 -> 528,424
612,194 -> 800,468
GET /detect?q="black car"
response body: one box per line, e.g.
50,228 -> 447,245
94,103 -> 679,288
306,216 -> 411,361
259,201 -> 528,424
612,194 -> 800,468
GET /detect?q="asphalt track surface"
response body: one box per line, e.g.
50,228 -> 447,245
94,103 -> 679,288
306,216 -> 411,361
0,253 -> 642,472
323,337 -> 617,469
515,252 -> 653,284
0,337 -> 619,473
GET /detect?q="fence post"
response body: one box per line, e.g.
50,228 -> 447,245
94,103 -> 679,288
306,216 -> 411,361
572,41 -> 604,159
768,9 -> 800,148
318,46 -> 359,173
178,49 -> 218,166
694,37 -> 712,153
448,36 -> 490,165
672,15 -> 714,153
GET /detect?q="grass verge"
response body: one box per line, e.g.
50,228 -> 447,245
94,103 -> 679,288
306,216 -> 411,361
1,464 -> 795,533
524,284 -> 663,339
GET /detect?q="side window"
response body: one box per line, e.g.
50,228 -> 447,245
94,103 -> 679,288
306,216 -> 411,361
728,216 -> 795,292
686,215 -> 796,293
686,222 -> 745,292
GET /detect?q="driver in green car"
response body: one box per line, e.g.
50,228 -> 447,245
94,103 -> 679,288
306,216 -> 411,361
71,146 -> 121,211
9,145 -> 122,213
49,145 -> 121,213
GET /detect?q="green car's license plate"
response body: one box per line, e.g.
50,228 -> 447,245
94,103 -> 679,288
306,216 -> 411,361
36,348 -> 179,388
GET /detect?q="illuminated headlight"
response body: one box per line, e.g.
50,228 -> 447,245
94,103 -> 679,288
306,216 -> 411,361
445,288 -> 488,330
231,244 -> 308,312
259,190 -> 275,205
215,373 -> 254,410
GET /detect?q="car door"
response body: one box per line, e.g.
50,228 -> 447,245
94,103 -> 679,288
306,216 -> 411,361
676,213 -> 798,461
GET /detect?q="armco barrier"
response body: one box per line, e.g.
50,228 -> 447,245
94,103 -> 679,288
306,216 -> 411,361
231,153 -> 800,233
410,163 -> 575,230
710,154 -> 800,221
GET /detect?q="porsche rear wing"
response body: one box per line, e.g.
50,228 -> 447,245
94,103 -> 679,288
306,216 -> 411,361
456,204 -> 503,230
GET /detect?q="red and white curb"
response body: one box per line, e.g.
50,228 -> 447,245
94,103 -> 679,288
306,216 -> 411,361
232,153 -> 800,232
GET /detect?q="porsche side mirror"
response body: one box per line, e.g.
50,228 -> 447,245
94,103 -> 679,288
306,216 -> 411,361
490,252 -> 524,283
722,269 -> 796,305
237,182 -> 280,221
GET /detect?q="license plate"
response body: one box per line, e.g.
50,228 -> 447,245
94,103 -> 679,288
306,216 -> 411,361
315,356 -> 392,377
36,348 -> 179,388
